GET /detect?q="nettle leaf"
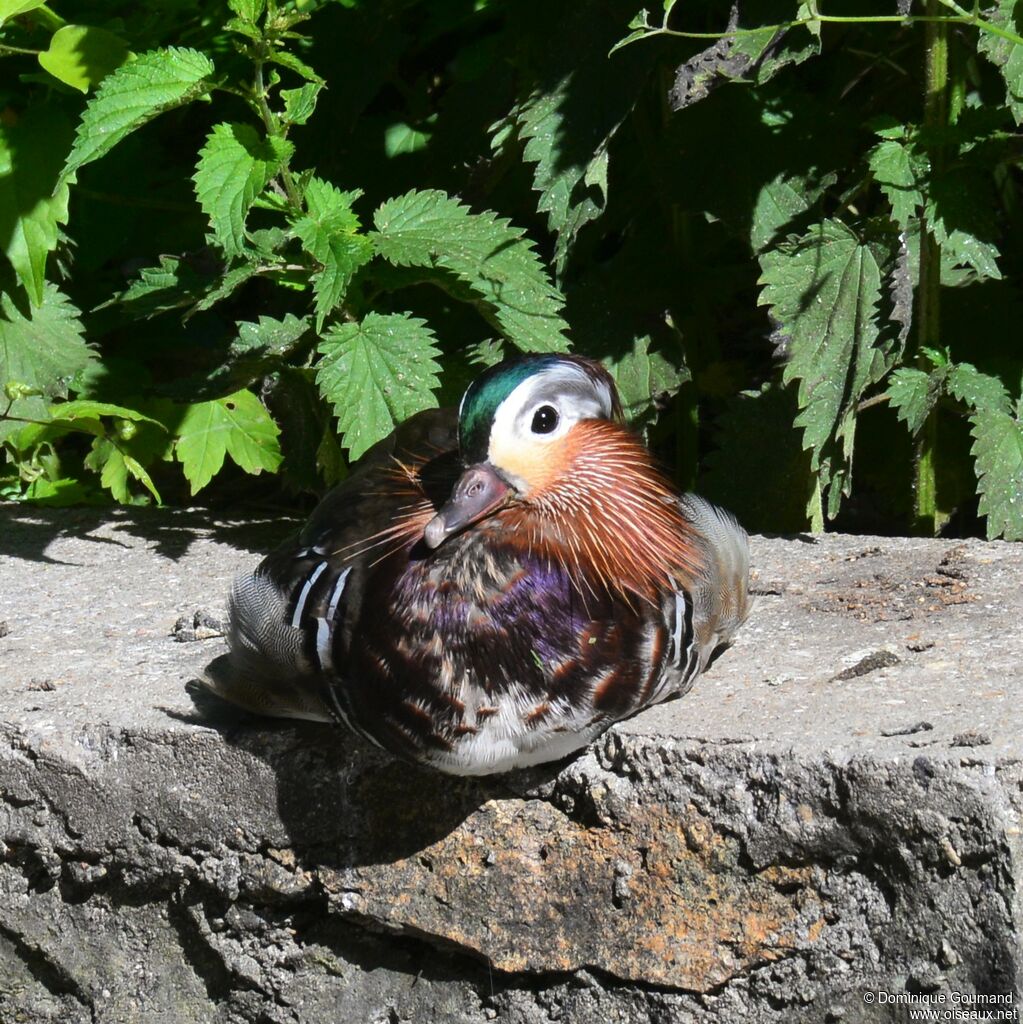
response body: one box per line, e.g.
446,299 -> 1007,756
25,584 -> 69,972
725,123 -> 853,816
868,137 -> 924,228
373,189 -> 570,353
174,389 -> 282,494
509,62 -> 641,273
189,261 -> 261,315
62,48 -> 215,182
195,123 -> 293,258
0,284 -> 93,442
759,219 -> 899,516
228,0 -> 265,21
970,406 -> 1023,540
292,178 -> 373,329
947,362 -> 1012,415
751,171 -> 834,254
316,311 -> 441,459
166,313 -> 310,400
886,366 -> 945,436
602,336 -> 689,427
37,24 -> 130,93
0,106 -> 72,306
926,168 -> 1002,281
84,437 -> 162,504
106,255 -> 207,318
281,82 -> 322,126
977,0 -> 1023,125
267,49 -> 324,84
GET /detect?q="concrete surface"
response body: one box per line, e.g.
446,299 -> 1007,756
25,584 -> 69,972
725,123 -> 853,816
0,506 -> 1021,1023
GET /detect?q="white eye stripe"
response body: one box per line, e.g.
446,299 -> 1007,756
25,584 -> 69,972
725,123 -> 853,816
488,365 -> 613,459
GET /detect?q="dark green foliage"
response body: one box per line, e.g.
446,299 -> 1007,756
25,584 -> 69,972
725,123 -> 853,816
0,0 -> 1021,540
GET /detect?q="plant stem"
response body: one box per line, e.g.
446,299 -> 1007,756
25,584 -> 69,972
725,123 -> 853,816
913,0 -> 948,535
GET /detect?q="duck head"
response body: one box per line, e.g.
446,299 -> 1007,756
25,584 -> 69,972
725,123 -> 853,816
424,354 -> 701,598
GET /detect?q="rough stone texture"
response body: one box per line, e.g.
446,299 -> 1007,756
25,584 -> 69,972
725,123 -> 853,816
1,506 -> 1021,1023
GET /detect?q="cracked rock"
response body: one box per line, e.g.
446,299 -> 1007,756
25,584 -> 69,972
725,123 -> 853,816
1,508 -> 1021,1023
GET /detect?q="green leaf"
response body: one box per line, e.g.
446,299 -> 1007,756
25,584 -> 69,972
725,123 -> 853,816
292,177 -> 373,328
267,48 -> 324,84
52,399 -> 166,427
759,219 -> 898,516
0,284 -> 93,442
751,172 -> 833,254
0,106 -> 72,305
947,362 -> 1013,415
228,0 -> 265,21
868,137 -> 924,228
165,313 -> 310,400
372,189 -> 570,353
316,311 -> 441,459
194,123 -> 293,258
926,168 -> 1002,281
512,76 -> 616,273
977,0 -> 1023,125
281,82 -> 322,126
37,24 -> 130,93
601,335 -> 689,427
85,437 -> 162,504
383,120 -> 432,157
188,261 -> 261,315
61,47 -> 215,182
104,255 -> 206,318
174,389 -> 282,494
886,366 -> 943,436
0,0 -> 45,26
970,406 -> 1023,540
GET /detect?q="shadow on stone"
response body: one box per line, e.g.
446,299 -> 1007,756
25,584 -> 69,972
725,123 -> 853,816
180,677 -> 566,873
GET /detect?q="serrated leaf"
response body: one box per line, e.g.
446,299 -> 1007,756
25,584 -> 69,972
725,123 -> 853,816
85,436 -> 162,504
267,48 -> 324,84
868,137 -> 924,228
195,123 -> 293,258
61,48 -> 215,182
751,172 -> 833,254
373,189 -> 569,353
0,106 -> 72,306
38,24 -> 130,93
513,76 -> 615,273
52,399 -> 166,427
166,313 -> 309,400
282,82 -> 322,126
0,284 -> 93,442
759,219 -> 898,517
926,168 -> 1002,281
315,312 -> 441,459
601,335 -> 689,427
228,0 -> 264,21
977,0 -> 1023,124
970,406 -> 1023,540
292,177 -> 372,328
188,261 -> 261,315
174,389 -> 282,494
105,255 -> 207,318
947,362 -> 1012,415
886,366 -> 942,435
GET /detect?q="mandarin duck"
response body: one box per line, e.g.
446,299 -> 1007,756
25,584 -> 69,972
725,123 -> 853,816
206,354 -> 750,775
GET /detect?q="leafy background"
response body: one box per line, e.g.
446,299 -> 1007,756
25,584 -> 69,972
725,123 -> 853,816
1,0 -> 1021,540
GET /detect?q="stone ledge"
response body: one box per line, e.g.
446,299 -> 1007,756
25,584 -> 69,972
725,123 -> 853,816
1,507 -> 1020,1023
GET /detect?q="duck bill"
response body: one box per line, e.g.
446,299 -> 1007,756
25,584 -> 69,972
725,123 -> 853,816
423,463 -> 513,549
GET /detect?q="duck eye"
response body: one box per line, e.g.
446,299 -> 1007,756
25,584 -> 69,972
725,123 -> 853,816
530,405 -> 560,434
